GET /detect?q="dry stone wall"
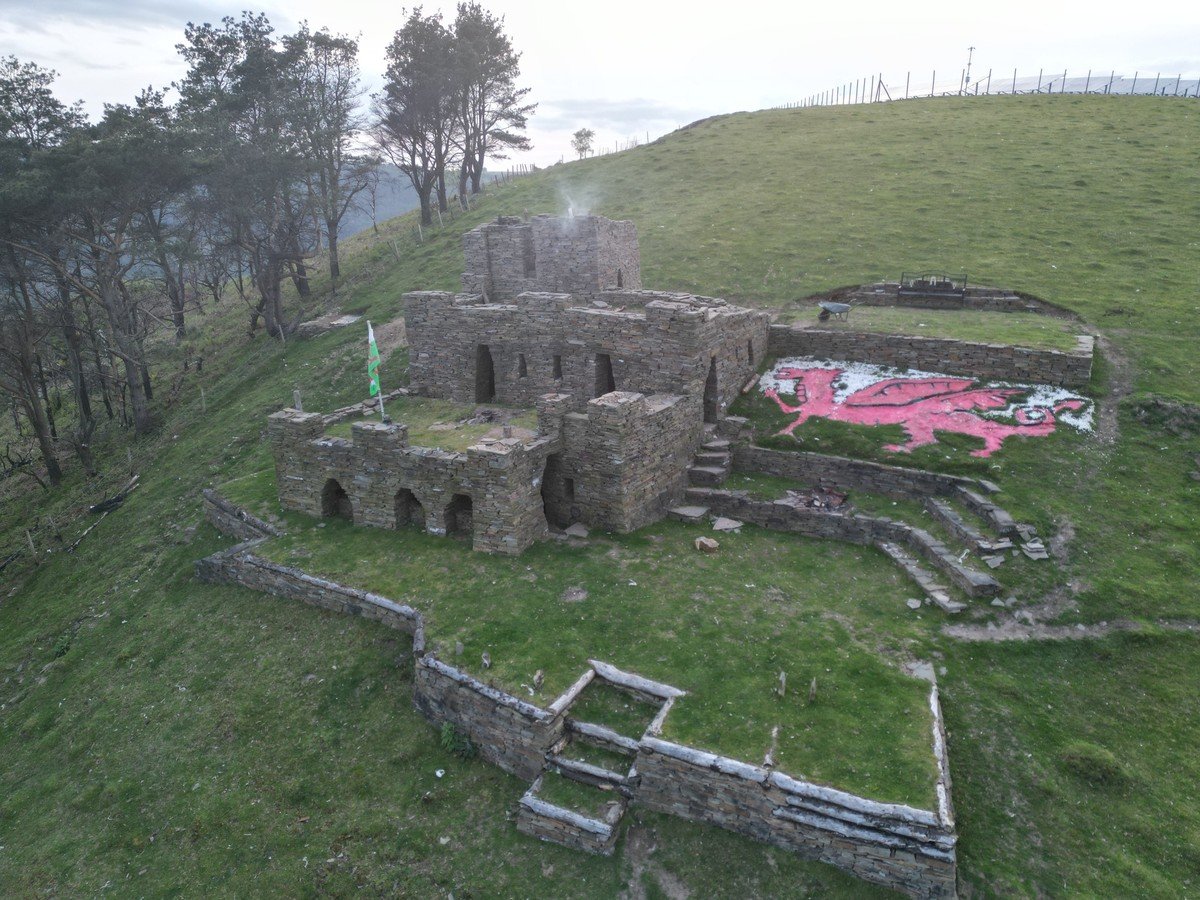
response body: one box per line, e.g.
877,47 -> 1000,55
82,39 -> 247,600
833,282 -> 1072,316
267,408 -> 549,555
406,290 -> 769,414
768,325 -> 1093,388
539,391 -> 703,532
687,486 -> 999,597
635,737 -> 957,899
413,656 -> 562,780
734,446 -> 985,499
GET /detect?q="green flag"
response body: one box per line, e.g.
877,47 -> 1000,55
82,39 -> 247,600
367,321 -> 381,397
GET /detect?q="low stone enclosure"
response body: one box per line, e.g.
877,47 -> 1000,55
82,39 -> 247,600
197,489 -> 958,898
817,280 -> 1077,316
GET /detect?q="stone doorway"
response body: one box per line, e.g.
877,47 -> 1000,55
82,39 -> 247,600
595,353 -> 616,397
395,487 -> 425,529
445,493 -> 473,537
540,453 -> 572,528
476,344 -> 496,402
321,478 -> 353,521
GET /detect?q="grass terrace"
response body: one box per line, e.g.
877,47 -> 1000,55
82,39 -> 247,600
324,396 -> 539,452
772,305 -> 1086,352
219,468 -> 941,808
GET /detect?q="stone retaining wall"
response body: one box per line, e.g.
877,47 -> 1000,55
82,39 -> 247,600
767,325 -> 1093,388
635,734 -> 956,898
688,486 -> 998,598
413,656 -> 562,780
733,446 -> 984,499
195,540 -> 424,637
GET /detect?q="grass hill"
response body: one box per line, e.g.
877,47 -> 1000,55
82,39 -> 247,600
1,95 -> 1198,897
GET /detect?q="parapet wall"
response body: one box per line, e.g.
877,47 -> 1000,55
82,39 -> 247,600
406,290 -> 770,414
829,282 -> 1072,316
267,408 -> 549,555
767,325 -> 1093,388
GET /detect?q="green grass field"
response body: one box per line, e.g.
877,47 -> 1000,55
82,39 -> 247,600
2,94 -> 1199,897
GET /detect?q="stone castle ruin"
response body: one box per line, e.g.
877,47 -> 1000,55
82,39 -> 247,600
269,214 -> 770,553
218,212 -> 1101,898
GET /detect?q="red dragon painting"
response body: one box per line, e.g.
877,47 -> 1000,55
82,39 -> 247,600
763,364 -> 1088,458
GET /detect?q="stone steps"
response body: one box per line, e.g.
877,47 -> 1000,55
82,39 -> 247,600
877,542 -> 966,613
667,505 -> 710,524
923,498 -> 1014,554
687,465 -> 729,487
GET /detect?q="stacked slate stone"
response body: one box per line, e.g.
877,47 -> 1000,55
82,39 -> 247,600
767,325 -> 1093,388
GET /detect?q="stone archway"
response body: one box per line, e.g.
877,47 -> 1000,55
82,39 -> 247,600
445,493 -> 473,537
321,478 -> 353,521
395,487 -> 426,529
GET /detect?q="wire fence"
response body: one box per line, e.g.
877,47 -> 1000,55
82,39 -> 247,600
776,68 -> 1200,109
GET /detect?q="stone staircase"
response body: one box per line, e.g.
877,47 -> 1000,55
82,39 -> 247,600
686,436 -> 733,487
877,541 -> 966,613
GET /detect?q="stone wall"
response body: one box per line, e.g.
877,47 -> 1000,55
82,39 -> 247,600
688,486 -> 999,598
195,541 -> 424,636
462,214 -> 641,299
767,325 -> 1093,388
634,733 -> 956,898
406,290 -> 770,413
267,408 -> 550,555
539,391 -> 703,532
196,490 -> 958,898
413,656 -> 562,780
830,282 -> 1074,316
202,489 -> 282,542
733,446 -> 985,499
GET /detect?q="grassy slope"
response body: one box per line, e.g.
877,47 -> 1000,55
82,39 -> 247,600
1,95 -> 1198,897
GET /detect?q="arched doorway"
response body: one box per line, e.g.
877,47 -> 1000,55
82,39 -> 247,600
321,478 -> 353,521
445,494 -> 473,537
594,353 -> 616,397
395,488 -> 425,529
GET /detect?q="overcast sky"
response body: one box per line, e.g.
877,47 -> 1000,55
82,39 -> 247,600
2,0 -> 1198,166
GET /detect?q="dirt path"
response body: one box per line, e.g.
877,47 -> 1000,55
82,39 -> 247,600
943,616 -> 1199,642
620,821 -> 691,900
1091,329 -> 1134,446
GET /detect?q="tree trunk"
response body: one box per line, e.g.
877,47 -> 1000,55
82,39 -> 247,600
15,350 -> 61,486
418,187 -> 434,226
458,165 -> 470,203
326,218 -> 341,280
436,172 -> 449,213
